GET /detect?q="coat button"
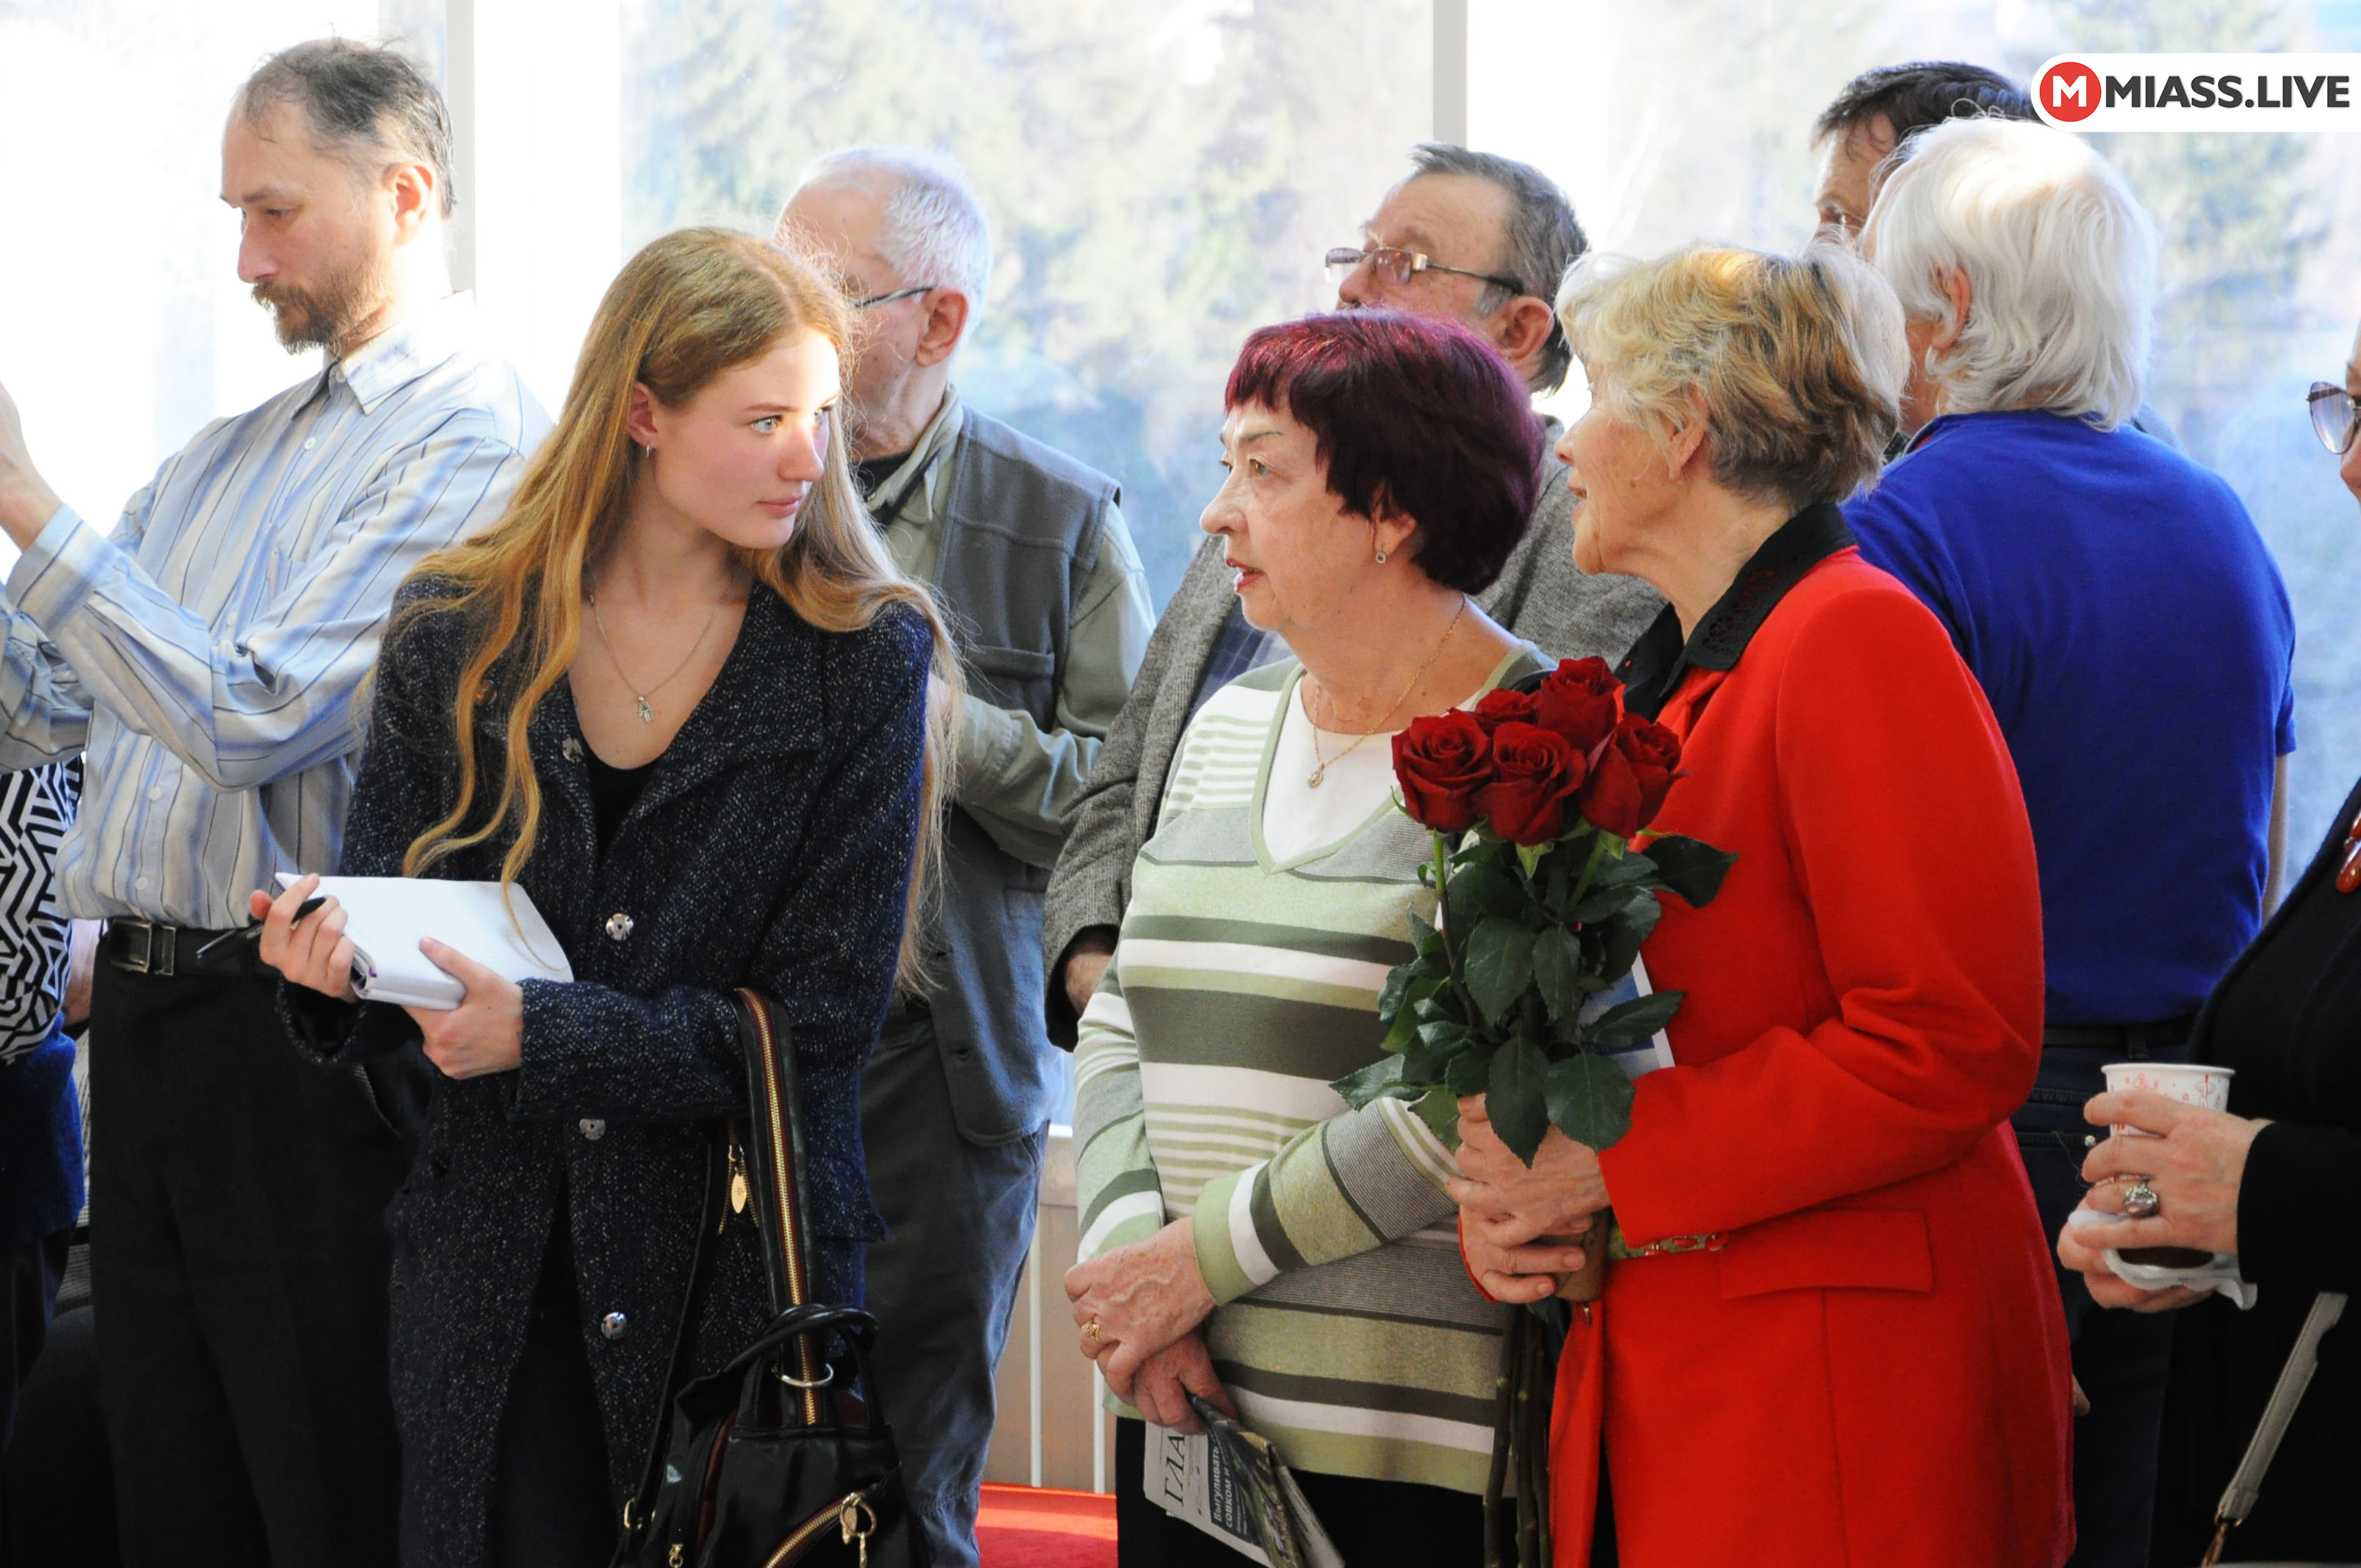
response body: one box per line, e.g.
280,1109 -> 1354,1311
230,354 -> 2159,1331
605,912 -> 634,942
601,1311 -> 628,1340
579,1118 -> 606,1141
562,737 -> 584,765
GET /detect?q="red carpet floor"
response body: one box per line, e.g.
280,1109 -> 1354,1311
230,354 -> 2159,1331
977,1483 -> 1118,1568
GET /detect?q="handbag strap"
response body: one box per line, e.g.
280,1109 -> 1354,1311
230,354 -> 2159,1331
2202,1289 -> 2349,1566
732,987 -> 829,1423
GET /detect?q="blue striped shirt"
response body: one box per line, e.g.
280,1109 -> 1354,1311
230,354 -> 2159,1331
0,292 -> 548,926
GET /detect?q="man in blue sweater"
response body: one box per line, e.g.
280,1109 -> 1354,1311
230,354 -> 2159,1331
1850,119 -> 2293,1568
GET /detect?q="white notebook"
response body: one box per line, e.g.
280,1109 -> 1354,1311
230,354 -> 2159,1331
275,874 -> 574,1010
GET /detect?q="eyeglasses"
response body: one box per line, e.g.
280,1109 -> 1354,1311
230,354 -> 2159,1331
2310,382 -> 2361,454
855,285 -> 938,310
1324,246 -> 1526,296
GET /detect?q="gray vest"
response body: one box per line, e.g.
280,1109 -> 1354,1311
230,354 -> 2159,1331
924,407 -> 1119,1144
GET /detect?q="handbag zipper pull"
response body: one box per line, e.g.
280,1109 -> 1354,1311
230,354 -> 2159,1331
840,1495 -> 874,1567
727,1141 -> 751,1224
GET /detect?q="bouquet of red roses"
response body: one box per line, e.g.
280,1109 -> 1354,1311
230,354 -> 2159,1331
1332,657 -> 1736,1164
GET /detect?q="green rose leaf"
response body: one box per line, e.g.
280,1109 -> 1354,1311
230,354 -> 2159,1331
1545,1051 -> 1637,1150
1332,1051 -> 1416,1109
1586,853 -> 1663,890
1445,1042 -> 1493,1099
1515,840 -> 1551,880
1377,963 -> 1412,1023
1618,887 -> 1664,944
1487,1040 -> 1553,1165
1412,1084 -> 1463,1150
1407,909 -> 1446,962
1462,918 -> 1537,1027
1641,835 -> 1739,907
1531,925 -> 1587,1021
1586,988 -> 1685,1048
1567,887 -> 1629,925
1448,858 -> 1526,921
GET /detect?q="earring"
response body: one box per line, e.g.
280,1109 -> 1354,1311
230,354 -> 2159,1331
1374,549 -> 1388,565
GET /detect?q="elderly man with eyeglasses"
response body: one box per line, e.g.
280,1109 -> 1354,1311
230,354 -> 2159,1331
777,146 -> 1153,1568
1043,143 -> 1662,1039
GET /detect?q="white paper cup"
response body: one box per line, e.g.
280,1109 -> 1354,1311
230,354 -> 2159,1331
2100,1061 -> 2233,1138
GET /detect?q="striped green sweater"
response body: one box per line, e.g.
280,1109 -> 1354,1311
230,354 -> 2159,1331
1073,648 -> 1541,1494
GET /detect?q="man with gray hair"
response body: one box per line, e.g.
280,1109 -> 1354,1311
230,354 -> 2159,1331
0,39 -> 543,1567
777,148 -> 1153,1568
1851,117 -> 2293,1568
1043,144 -> 1661,1039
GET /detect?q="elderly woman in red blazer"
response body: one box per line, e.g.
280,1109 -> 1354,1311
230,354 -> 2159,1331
1449,244 -> 2074,1567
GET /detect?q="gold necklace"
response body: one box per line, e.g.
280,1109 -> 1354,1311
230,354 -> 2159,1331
587,581 -> 726,724
1306,595 -> 1468,788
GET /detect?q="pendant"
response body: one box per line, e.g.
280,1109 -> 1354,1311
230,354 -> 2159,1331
1308,764 -> 1327,789
637,695 -> 654,724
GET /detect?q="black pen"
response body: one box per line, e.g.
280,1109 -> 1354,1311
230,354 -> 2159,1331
193,896 -> 327,962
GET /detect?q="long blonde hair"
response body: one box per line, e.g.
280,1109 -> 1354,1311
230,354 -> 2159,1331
395,227 -> 960,986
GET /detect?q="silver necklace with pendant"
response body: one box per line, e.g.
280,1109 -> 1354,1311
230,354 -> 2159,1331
587,581 -> 725,724
1305,595 -> 1468,788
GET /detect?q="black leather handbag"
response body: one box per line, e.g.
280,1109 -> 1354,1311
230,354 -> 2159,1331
614,990 -> 929,1568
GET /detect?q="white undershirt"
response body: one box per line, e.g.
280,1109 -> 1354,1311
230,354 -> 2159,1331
1263,675 -> 1484,863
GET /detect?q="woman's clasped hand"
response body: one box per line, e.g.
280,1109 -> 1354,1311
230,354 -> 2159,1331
1446,1094 -> 1606,1304
2056,1088 -> 2269,1313
253,871 -> 525,1079
1061,1217 -> 1233,1431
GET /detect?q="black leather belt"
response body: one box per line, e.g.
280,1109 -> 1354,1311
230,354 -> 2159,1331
101,918 -> 258,980
2040,1015 -> 2197,1058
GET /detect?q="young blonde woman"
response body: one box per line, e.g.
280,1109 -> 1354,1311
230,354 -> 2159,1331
258,228 -> 957,1568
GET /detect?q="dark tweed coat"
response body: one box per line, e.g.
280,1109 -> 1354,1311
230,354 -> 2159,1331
285,577 -> 929,1568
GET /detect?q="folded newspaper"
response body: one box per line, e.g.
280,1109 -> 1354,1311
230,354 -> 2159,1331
1142,1395 -> 1343,1568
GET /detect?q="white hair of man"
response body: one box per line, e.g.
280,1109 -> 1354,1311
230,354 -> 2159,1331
1863,116 -> 2155,429
796,145 -> 993,312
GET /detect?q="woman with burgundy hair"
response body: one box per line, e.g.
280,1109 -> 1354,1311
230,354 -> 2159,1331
1060,310 -> 1548,1565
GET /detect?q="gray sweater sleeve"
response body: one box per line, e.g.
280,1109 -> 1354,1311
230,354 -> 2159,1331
1041,535 -> 1236,1044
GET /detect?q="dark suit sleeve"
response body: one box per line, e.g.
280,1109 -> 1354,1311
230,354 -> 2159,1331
2236,1119 -> 2361,1295
1041,535 -> 1231,1044
505,609 -> 929,1148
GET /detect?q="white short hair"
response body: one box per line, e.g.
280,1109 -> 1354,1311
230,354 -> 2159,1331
1863,117 -> 2155,428
793,146 -> 993,311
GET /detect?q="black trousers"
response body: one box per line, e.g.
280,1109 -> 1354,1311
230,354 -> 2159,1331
88,963 -> 412,1568
860,1012 -> 1042,1568
2014,1045 -> 2180,1568
0,1227 -> 68,1564
488,1206 -> 613,1568
1114,1418 -> 1484,1568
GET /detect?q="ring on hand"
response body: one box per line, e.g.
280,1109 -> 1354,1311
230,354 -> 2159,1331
1084,1318 -> 1103,1343
2122,1180 -> 2161,1219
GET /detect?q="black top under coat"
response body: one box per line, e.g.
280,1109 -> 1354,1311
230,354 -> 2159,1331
2152,772 -> 2361,1562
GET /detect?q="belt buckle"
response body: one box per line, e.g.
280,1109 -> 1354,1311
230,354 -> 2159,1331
120,921 -> 174,978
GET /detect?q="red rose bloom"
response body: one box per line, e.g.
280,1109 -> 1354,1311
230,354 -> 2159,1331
1579,714 -> 1683,838
1471,688 -> 1539,733
1534,657 -> 1623,755
1476,722 -> 1589,845
1392,711 -> 1492,835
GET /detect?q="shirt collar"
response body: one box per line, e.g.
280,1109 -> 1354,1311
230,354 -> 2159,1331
863,384 -> 965,529
1616,500 -> 1854,719
330,291 -> 481,415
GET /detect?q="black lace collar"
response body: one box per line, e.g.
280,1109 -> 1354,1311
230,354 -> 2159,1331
1615,501 -> 1854,720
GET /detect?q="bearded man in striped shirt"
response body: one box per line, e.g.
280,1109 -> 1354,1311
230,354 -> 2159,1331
0,41 -> 545,1568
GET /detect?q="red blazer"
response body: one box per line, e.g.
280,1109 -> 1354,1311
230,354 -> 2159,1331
1551,550 -> 2073,1567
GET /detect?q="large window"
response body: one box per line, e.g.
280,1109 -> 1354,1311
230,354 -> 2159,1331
10,0 -> 2355,856
0,1 -> 381,559
1472,0 -> 2361,860
623,0 -> 1433,597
